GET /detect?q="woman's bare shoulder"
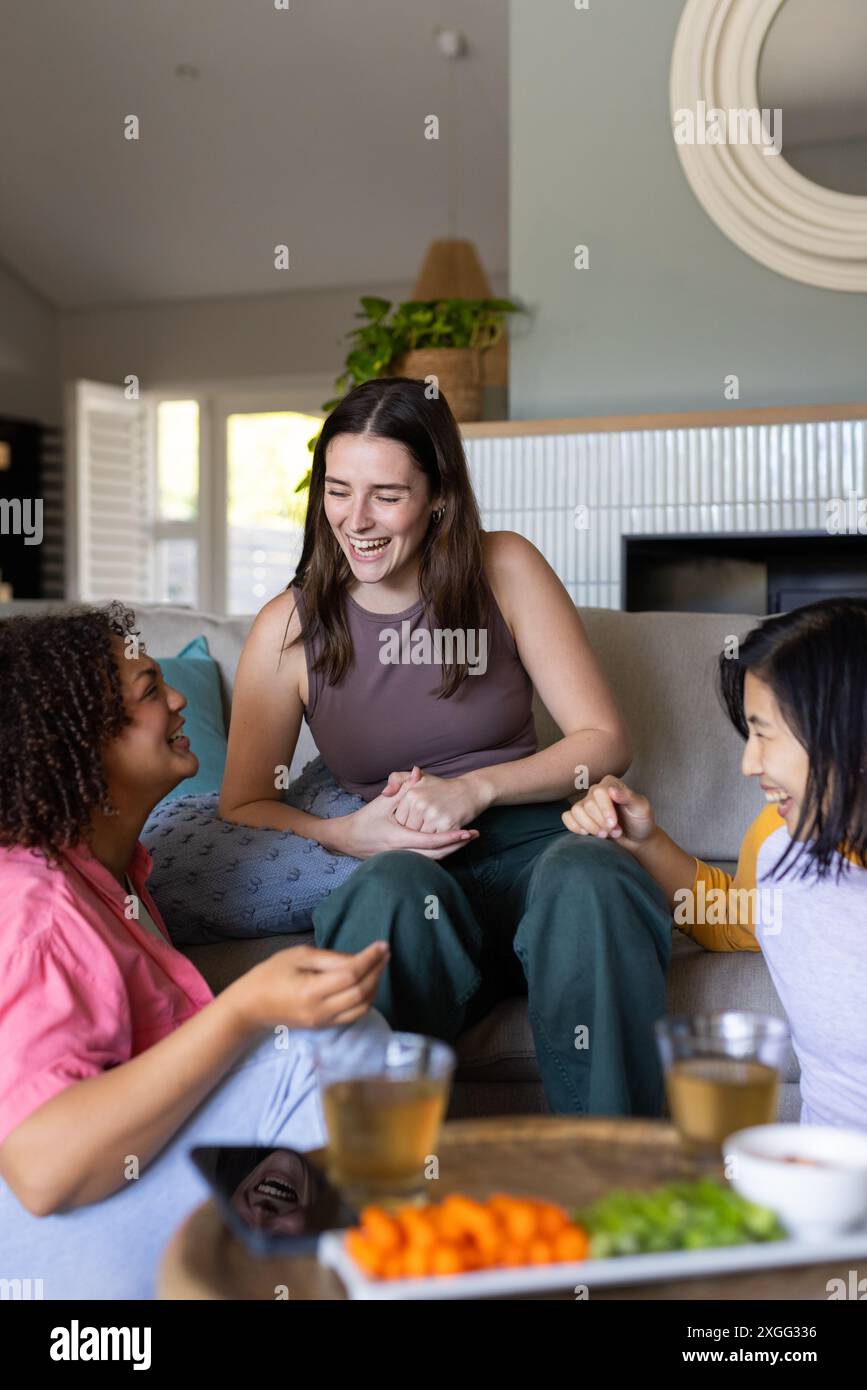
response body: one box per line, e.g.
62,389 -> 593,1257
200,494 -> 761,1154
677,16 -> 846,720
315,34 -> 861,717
238,587 -> 308,703
249,587 -> 304,647
481,529 -> 547,577
481,530 -> 550,597
480,531 -> 550,640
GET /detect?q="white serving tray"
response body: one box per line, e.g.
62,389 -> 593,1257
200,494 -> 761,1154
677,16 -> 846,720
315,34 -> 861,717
318,1225 -> 867,1300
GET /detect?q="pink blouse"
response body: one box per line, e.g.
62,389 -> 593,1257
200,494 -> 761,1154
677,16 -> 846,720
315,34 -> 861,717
0,840 -> 214,1147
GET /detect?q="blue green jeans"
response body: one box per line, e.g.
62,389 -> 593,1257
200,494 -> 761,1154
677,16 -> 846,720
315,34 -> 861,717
313,800 -> 673,1116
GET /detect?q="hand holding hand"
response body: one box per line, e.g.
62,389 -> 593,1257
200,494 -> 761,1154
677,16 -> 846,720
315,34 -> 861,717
561,775 -> 656,853
341,773 -> 480,860
384,765 -> 486,833
381,765 -> 423,798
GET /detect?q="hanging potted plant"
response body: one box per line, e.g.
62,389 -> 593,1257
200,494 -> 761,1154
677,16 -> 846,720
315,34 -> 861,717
296,294 -> 525,492
384,295 -> 522,420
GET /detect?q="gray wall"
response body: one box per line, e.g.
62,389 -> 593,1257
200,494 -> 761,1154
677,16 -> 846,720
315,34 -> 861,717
0,260 -> 59,425
508,0 -> 867,420
59,272 -> 509,418
57,269 -> 508,391
58,281 -> 420,391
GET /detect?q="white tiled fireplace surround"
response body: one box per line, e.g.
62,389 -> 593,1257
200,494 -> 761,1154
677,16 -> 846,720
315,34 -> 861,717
464,416 -> 867,610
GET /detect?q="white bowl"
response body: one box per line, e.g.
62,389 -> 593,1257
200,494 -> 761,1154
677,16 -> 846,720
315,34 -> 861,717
724,1124 -> 867,1241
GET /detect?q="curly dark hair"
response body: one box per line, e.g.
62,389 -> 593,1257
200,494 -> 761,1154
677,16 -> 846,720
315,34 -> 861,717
0,601 -> 141,859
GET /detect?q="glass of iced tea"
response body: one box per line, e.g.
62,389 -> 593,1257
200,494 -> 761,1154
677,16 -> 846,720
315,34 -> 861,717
655,1012 -> 790,1161
315,1032 -> 455,1205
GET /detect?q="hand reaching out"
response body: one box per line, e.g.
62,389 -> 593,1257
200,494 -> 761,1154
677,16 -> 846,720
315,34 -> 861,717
561,775 -> 656,854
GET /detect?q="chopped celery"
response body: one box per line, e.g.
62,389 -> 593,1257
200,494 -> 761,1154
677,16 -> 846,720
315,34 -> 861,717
575,1179 -> 785,1256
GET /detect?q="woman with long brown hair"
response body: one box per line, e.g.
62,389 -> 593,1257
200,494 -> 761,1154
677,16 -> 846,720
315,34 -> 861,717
220,377 -> 674,1114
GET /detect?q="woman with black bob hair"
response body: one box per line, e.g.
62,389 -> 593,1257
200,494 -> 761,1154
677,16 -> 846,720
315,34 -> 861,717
561,597 -> 867,1130
717,597 -> 867,880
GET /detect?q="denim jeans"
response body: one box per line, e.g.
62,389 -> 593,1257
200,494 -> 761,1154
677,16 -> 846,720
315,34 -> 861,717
313,800 -> 673,1116
0,1010 -> 391,1300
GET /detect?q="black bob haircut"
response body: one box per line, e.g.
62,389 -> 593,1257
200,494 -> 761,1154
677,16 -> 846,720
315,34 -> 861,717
718,596 -> 867,882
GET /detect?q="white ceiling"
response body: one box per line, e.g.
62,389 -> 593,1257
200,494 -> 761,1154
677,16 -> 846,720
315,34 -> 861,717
0,0 -> 508,309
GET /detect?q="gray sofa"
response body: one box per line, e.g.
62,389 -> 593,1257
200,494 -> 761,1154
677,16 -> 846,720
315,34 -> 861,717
128,601 -> 799,1123
4,598 -> 799,1120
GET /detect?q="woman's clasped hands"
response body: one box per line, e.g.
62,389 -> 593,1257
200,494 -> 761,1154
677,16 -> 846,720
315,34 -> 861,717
338,766 -> 484,860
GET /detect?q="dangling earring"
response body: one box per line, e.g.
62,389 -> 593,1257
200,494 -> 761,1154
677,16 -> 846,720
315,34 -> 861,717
432,507 -> 444,524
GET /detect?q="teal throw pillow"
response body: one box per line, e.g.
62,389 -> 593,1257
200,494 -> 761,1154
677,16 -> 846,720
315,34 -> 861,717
156,635 -> 228,802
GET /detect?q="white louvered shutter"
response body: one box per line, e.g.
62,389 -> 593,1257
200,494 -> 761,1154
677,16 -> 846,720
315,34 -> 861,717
71,380 -> 155,602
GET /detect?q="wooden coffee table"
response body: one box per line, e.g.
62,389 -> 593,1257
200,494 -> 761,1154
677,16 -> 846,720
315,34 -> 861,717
158,1115 -> 847,1300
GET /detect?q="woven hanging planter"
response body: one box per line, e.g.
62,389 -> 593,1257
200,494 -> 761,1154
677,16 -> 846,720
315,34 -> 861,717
389,346 -> 483,422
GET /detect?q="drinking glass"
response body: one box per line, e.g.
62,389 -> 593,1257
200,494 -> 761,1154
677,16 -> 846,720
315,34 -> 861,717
314,1032 -> 455,1206
655,1012 -> 790,1163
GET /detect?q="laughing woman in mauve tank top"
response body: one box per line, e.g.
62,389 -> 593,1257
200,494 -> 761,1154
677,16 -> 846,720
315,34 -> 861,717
220,378 -> 674,1115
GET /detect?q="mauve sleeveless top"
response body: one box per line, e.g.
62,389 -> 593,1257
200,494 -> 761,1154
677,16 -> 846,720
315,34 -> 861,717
292,583 -> 537,802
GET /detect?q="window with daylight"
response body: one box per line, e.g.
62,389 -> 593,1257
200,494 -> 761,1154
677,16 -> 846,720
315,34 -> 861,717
69,380 -> 324,613
155,400 -> 199,605
226,412 -> 313,615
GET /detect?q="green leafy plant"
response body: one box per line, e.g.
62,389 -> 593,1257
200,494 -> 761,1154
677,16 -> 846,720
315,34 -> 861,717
295,294 -> 525,491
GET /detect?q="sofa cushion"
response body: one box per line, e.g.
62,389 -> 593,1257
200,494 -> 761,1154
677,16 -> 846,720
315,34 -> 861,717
143,757 -> 363,944
533,609 -> 767,862
155,636 -> 229,802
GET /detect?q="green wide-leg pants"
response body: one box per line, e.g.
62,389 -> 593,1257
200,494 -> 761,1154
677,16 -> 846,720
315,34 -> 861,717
313,801 -> 673,1115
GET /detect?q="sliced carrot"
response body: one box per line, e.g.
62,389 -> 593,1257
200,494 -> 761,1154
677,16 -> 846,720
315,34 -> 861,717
525,1238 -> 555,1265
430,1244 -> 464,1276
347,1195 -> 589,1281
380,1253 -> 407,1280
457,1235 -> 488,1270
402,1245 -> 433,1278
534,1201 -> 571,1237
397,1207 -> 437,1249
490,1197 -> 539,1244
360,1206 -> 402,1253
436,1195 -> 480,1241
553,1227 -> 590,1262
459,1210 -> 500,1259
344,1230 -> 384,1277
497,1242 -> 527,1268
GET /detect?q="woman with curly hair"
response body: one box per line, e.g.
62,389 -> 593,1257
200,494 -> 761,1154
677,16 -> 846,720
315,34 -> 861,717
0,603 -> 390,1299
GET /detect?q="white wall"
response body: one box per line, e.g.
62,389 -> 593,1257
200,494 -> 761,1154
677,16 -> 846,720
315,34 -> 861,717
0,260 -> 59,424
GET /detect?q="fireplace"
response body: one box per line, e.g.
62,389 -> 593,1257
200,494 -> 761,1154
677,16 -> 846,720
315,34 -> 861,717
624,533 -> 867,615
463,412 -> 867,611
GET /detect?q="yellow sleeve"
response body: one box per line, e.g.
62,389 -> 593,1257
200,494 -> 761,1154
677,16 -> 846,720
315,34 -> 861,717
675,805 -> 781,953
